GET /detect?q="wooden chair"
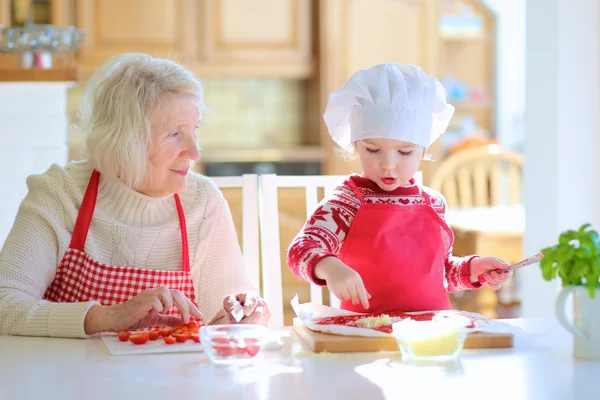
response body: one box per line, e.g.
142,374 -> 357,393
429,145 -> 525,318
429,144 -> 524,209
258,174 -> 348,327
209,175 -> 260,295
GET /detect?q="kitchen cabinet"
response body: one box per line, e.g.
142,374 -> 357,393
74,0 -> 197,75
1,0 -> 313,77
74,0 -> 312,77
196,0 -> 312,77
0,0 -> 75,68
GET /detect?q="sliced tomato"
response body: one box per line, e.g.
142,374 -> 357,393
212,337 -> 230,345
149,330 -> 160,341
159,327 -> 172,337
171,325 -> 188,335
117,331 -> 130,342
243,338 -> 261,357
163,336 -> 176,345
212,337 -> 237,357
186,321 -> 200,333
129,332 -> 150,345
214,347 -> 237,357
173,333 -> 190,343
189,334 -> 200,343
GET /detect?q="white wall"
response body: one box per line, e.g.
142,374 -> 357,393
483,0 -> 600,317
0,83 -> 70,248
521,0 -> 600,317
482,0 -> 526,150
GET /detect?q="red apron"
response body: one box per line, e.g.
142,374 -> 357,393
338,179 -> 454,313
43,169 -> 199,320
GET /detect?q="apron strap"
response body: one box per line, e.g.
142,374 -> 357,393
421,188 -> 433,206
174,194 -> 190,273
347,178 -> 366,205
69,169 -> 191,273
69,169 -> 100,251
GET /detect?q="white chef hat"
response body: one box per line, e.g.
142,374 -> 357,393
323,63 -> 455,150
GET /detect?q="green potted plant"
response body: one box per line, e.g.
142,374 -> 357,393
540,223 -> 600,297
541,223 -> 600,360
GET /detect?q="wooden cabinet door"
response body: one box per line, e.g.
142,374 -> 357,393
75,0 -> 197,75
319,0 -> 438,175
197,0 -> 312,77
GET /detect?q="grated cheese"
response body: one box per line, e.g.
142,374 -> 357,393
353,314 -> 404,328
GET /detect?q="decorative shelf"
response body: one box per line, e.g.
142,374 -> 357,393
0,67 -> 78,82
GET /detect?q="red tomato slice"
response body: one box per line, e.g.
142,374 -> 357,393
171,325 -> 188,335
159,327 -> 172,337
163,336 -> 176,345
129,332 -> 150,345
243,338 -> 261,357
149,330 -> 160,341
173,333 -> 190,343
186,321 -> 200,333
212,337 -> 237,357
117,331 -> 130,342
190,334 -> 200,343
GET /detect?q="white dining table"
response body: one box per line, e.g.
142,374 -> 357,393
1,318 -> 598,400
445,204 -> 525,234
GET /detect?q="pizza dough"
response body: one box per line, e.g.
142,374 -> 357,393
291,295 -> 489,337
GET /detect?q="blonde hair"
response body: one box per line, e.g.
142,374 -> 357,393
80,53 -> 206,189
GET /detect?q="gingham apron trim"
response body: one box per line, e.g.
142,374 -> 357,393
43,170 -> 197,317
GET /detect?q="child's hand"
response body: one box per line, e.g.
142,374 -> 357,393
469,256 -> 514,290
314,257 -> 371,309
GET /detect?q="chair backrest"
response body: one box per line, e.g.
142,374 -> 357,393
258,174 -> 348,326
429,144 -> 524,209
257,171 -> 423,326
209,175 -> 260,292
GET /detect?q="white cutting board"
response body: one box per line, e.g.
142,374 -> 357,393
101,333 -> 283,356
101,334 -> 204,356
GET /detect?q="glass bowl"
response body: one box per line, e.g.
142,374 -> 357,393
392,318 -> 468,362
200,324 -> 268,365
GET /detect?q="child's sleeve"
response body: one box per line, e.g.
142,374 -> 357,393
286,183 -> 361,286
435,193 -> 483,292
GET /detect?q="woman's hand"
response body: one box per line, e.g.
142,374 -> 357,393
469,256 -> 514,290
208,292 -> 271,326
84,286 -> 203,335
314,256 -> 371,309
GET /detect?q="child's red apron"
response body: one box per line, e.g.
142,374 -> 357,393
43,170 -> 198,319
338,180 -> 454,313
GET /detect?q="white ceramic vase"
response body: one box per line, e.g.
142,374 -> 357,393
555,286 -> 600,361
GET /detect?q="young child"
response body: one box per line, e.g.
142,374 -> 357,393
287,63 -> 513,314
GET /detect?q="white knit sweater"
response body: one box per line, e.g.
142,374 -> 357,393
0,160 -> 254,338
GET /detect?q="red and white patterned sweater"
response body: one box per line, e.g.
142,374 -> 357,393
286,174 -> 480,292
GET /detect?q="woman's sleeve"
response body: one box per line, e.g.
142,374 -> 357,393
0,175 -> 98,338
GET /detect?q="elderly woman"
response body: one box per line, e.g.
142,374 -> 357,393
0,53 -> 269,337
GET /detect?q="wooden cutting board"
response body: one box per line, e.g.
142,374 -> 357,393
292,318 -> 513,353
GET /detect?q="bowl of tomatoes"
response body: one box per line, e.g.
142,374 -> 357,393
200,324 -> 268,365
